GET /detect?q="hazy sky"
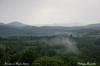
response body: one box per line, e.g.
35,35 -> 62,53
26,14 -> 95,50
0,0 -> 100,26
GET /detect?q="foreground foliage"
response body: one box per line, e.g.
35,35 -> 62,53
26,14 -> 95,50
0,36 -> 99,66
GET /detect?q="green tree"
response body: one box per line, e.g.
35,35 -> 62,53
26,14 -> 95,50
0,47 -> 5,65
19,48 -> 40,65
32,56 -> 64,66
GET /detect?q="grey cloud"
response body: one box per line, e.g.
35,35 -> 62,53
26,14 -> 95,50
0,0 -> 100,26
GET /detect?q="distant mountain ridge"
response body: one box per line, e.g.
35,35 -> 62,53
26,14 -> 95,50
1,21 -> 100,28
84,23 -> 100,29
0,21 -> 100,37
6,21 -> 28,27
0,23 -> 5,25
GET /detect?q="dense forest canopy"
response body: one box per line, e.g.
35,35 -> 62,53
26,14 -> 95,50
0,22 -> 100,66
0,33 -> 100,66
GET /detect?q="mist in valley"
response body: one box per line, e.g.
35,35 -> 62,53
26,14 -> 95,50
40,35 -> 80,54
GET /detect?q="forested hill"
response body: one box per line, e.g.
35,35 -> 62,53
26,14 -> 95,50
0,21 -> 100,37
0,22 -> 100,66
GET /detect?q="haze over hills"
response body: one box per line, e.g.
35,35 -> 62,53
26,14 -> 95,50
7,21 -> 28,27
0,21 -> 100,37
1,21 -> 100,27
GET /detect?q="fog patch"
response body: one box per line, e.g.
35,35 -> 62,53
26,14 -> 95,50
41,36 -> 80,54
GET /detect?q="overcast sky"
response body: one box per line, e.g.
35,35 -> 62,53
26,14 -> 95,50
0,0 -> 100,26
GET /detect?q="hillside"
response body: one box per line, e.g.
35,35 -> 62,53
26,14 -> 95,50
0,22 -> 100,37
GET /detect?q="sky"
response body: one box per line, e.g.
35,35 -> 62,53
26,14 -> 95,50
0,0 -> 100,26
